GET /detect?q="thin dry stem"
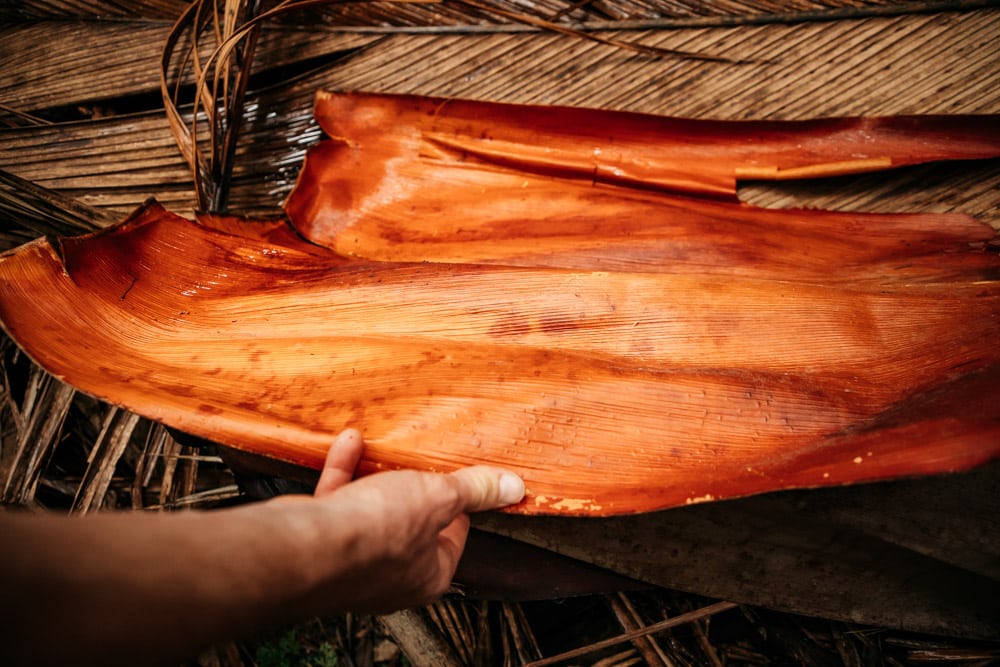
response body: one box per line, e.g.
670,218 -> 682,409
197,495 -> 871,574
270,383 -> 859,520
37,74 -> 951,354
159,0 -> 735,205
608,593 -> 673,667
523,601 -> 739,667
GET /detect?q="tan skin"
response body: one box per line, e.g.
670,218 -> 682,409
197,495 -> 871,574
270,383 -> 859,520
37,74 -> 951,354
0,428 -> 526,666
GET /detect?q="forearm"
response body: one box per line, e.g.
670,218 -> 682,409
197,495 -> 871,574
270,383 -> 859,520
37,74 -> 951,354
0,433 -> 524,667
0,500 -> 352,667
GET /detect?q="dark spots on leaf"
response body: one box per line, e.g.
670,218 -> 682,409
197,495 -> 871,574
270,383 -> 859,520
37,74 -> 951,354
487,313 -> 532,338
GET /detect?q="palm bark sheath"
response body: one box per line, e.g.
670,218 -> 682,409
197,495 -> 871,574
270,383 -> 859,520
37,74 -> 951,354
1,92 -> 998,515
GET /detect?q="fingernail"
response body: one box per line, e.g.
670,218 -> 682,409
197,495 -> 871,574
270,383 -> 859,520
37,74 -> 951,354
498,473 -> 526,505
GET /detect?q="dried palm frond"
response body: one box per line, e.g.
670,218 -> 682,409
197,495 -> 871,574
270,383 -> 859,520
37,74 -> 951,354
0,169 -> 115,240
161,0 -> 265,210
159,0 -> 739,211
0,0 -> 190,21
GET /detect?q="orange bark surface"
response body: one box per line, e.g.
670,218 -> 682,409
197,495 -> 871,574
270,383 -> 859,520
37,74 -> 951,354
287,91 -> 1000,279
1,95 -> 999,515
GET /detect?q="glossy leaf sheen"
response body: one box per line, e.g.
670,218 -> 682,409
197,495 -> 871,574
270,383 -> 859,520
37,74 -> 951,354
2,93 -> 999,515
287,91 -> 1000,280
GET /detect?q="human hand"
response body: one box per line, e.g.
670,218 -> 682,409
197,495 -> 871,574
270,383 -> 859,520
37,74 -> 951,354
0,429 -> 524,667
292,429 -> 525,614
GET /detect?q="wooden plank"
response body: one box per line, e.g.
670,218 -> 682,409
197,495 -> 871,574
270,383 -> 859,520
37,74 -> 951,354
377,609 -> 464,667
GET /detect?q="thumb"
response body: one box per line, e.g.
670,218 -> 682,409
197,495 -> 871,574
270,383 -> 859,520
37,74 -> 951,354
447,466 -> 526,513
314,428 -> 364,497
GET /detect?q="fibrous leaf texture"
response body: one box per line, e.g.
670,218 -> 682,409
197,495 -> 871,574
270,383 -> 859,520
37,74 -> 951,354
1,92 -> 999,515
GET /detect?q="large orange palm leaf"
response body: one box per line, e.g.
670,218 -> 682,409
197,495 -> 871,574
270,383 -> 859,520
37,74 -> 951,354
1,93 -> 998,514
